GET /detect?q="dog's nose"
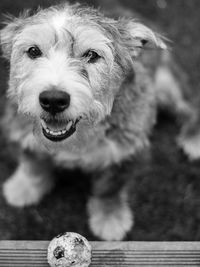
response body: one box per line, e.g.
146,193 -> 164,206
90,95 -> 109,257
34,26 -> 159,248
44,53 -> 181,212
39,90 -> 70,114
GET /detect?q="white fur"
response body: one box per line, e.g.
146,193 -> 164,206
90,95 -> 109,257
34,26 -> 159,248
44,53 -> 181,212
178,135 -> 200,160
55,139 -> 124,169
87,195 -> 133,240
52,13 -> 67,32
21,133 -> 44,151
155,67 -> 182,104
3,161 -> 54,207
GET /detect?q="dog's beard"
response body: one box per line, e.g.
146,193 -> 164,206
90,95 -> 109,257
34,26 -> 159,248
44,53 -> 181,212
33,117 -> 105,154
31,100 -> 108,154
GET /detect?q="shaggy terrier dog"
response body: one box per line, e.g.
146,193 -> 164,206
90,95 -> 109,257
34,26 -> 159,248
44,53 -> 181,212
0,2 -> 196,240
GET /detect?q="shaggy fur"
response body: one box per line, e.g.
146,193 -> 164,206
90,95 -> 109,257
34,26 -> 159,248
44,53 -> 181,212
0,2 -> 196,240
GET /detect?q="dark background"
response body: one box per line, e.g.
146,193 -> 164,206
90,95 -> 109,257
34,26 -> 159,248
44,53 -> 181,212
0,0 -> 200,241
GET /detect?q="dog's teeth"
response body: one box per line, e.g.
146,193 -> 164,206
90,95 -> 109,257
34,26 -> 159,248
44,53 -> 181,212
42,118 -> 77,137
66,121 -> 73,131
41,119 -> 47,129
47,130 -> 64,136
49,130 -> 55,135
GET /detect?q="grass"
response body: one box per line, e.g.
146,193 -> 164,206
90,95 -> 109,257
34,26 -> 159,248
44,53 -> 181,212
0,0 -> 200,241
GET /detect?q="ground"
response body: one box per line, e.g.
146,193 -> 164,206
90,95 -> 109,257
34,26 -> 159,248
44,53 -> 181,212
0,0 -> 200,241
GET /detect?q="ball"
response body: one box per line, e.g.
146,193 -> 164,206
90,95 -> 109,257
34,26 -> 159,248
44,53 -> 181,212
47,232 -> 92,267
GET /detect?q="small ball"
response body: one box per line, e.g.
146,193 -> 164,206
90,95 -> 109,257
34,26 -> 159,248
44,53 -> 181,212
47,232 -> 92,267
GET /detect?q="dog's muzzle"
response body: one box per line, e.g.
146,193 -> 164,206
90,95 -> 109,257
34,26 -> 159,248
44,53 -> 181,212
39,90 -> 80,142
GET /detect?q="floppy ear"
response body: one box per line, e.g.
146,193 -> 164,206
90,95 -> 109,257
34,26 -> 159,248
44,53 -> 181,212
121,20 -> 167,57
0,14 -> 25,60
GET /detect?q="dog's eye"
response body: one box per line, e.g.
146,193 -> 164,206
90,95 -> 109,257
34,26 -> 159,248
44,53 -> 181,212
82,50 -> 101,63
27,46 -> 42,59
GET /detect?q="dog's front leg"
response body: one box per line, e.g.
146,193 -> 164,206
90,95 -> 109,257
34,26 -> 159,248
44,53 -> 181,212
3,150 -> 54,207
87,166 -> 133,241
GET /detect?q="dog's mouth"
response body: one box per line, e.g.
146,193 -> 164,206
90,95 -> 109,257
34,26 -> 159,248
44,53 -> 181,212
40,117 -> 81,142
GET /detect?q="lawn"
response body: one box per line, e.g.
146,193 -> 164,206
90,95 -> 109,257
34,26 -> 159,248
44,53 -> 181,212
0,0 -> 200,241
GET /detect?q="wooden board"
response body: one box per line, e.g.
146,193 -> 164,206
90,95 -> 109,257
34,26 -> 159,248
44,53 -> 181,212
0,241 -> 200,266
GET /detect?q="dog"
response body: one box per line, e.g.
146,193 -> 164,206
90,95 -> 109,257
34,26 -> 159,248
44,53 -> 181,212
0,2 -> 197,241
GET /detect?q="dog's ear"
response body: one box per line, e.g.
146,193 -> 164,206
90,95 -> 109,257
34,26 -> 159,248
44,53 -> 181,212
0,14 -> 25,60
120,20 -> 167,57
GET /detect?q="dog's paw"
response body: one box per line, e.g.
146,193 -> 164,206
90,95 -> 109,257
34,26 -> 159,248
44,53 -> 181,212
178,134 -> 200,160
3,169 -> 53,207
87,197 -> 133,241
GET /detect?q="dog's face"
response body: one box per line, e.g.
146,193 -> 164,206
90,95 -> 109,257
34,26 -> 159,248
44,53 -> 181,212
0,4 -> 165,153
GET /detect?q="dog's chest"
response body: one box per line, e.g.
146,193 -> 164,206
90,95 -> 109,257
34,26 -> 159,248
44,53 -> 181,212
54,136 -> 125,170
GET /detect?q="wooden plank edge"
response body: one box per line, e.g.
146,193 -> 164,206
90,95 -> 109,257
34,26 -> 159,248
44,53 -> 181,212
0,241 -> 200,251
